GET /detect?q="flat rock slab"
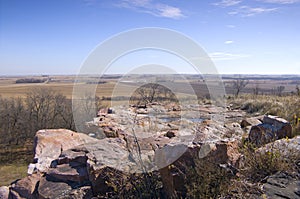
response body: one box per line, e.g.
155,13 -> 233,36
263,172 -> 300,199
47,164 -> 89,183
57,150 -> 87,165
76,138 -> 134,172
241,117 -> 262,128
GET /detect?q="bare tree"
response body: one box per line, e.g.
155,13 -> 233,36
131,83 -> 177,106
25,88 -> 79,133
73,92 -> 102,132
232,78 -> 249,97
253,84 -> 260,96
0,89 -> 82,163
136,83 -> 160,105
276,86 -> 285,96
0,97 -> 26,145
26,88 -> 57,130
296,85 -> 300,96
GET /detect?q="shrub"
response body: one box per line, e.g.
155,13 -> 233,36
99,170 -> 163,199
184,159 -> 232,199
240,140 -> 300,182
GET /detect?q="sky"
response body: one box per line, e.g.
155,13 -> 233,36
0,0 -> 300,75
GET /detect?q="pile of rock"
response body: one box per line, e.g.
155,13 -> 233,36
0,119 -> 245,198
0,129 -> 138,198
1,104 -> 297,198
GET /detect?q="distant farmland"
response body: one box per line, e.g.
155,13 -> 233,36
0,74 -> 299,99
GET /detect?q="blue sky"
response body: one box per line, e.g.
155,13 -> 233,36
0,0 -> 300,75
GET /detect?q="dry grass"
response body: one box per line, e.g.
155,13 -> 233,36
229,94 -> 300,135
0,76 -> 114,98
0,164 -> 28,186
0,82 -> 115,99
230,94 -> 299,116
185,159 -> 231,199
0,77 -> 195,108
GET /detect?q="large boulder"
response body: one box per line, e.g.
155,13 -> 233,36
31,129 -> 97,173
44,137 -> 134,196
249,115 -> 292,146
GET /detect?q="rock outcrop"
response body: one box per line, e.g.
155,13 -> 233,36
6,121 -> 245,198
6,129 -> 151,198
30,129 -> 97,173
7,105 -> 296,198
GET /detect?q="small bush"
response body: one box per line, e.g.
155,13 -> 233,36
99,171 -> 163,199
240,140 -> 299,182
184,160 -> 232,199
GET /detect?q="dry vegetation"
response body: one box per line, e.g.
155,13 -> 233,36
0,76 -> 131,99
0,164 -> 28,186
229,94 -> 300,136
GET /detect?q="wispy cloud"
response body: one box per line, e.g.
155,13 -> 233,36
259,0 -> 300,4
226,24 -> 236,28
213,0 -> 242,7
116,0 -> 185,19
213,0 -> 280,17
209,52 -> 250,61
224,40 -> 234,44
156,4 -> 184,19
229,6 -> 278,17
83,0 -> 97,6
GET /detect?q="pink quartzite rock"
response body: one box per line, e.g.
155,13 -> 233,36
0,186 -> 9,199
32,129 -> 97,173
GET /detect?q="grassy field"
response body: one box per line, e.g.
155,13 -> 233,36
0,164 -> 28,186
0,81 -> 117,99
1,75 -> 299,98
0,76 -> 196,101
